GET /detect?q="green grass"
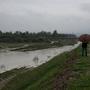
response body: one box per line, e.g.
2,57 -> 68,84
67,47 -> 90,90
11,43 -> 55,51
0,67 -> 30,80
0,43 -> 26,49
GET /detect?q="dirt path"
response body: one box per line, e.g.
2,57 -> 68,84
53,51 -> 78,90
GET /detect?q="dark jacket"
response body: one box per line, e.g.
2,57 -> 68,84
82,42 -> 88,48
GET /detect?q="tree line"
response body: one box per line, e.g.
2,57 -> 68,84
0,30 -> 77,43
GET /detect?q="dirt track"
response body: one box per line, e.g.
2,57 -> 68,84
53,51 -> 78,90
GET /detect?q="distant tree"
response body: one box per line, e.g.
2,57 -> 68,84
0,30 -> 2,35
0,30 -> 76,43
52,30 -> 58,36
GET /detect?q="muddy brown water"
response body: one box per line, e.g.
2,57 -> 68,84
0,42 -> 80,73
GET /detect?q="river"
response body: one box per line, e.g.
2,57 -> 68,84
0,42 -> 80,73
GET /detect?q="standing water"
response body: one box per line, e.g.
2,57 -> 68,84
0,42 -> 80,73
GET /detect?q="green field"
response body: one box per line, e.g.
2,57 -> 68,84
0,44 -> 90,90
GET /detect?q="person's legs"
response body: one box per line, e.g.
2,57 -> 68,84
82,47 -> 84,56
85,48 -> 87,56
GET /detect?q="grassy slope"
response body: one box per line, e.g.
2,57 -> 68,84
1,44 -> 90,90
67,45 -> 90,90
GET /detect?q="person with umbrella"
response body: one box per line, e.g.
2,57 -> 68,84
79,34 -> 90,56
82,42 -> 88,56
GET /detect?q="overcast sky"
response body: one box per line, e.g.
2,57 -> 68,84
0,0 -> 90,34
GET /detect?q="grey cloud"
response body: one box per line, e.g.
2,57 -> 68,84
0,0 -> 90,34
80,3 -> 90,13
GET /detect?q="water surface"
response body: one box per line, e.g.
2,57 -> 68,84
0,42 -> 80,73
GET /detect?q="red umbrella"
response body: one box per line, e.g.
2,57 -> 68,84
79,34 -> 90,42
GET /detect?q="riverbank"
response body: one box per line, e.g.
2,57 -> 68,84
0,39 -> 77,51
2,42 -> 90,90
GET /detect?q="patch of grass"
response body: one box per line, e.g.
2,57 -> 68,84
11,43 -> 54,51
0,43 -> 26,49
67,45 -> 90,90
0,67 -> 30,80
